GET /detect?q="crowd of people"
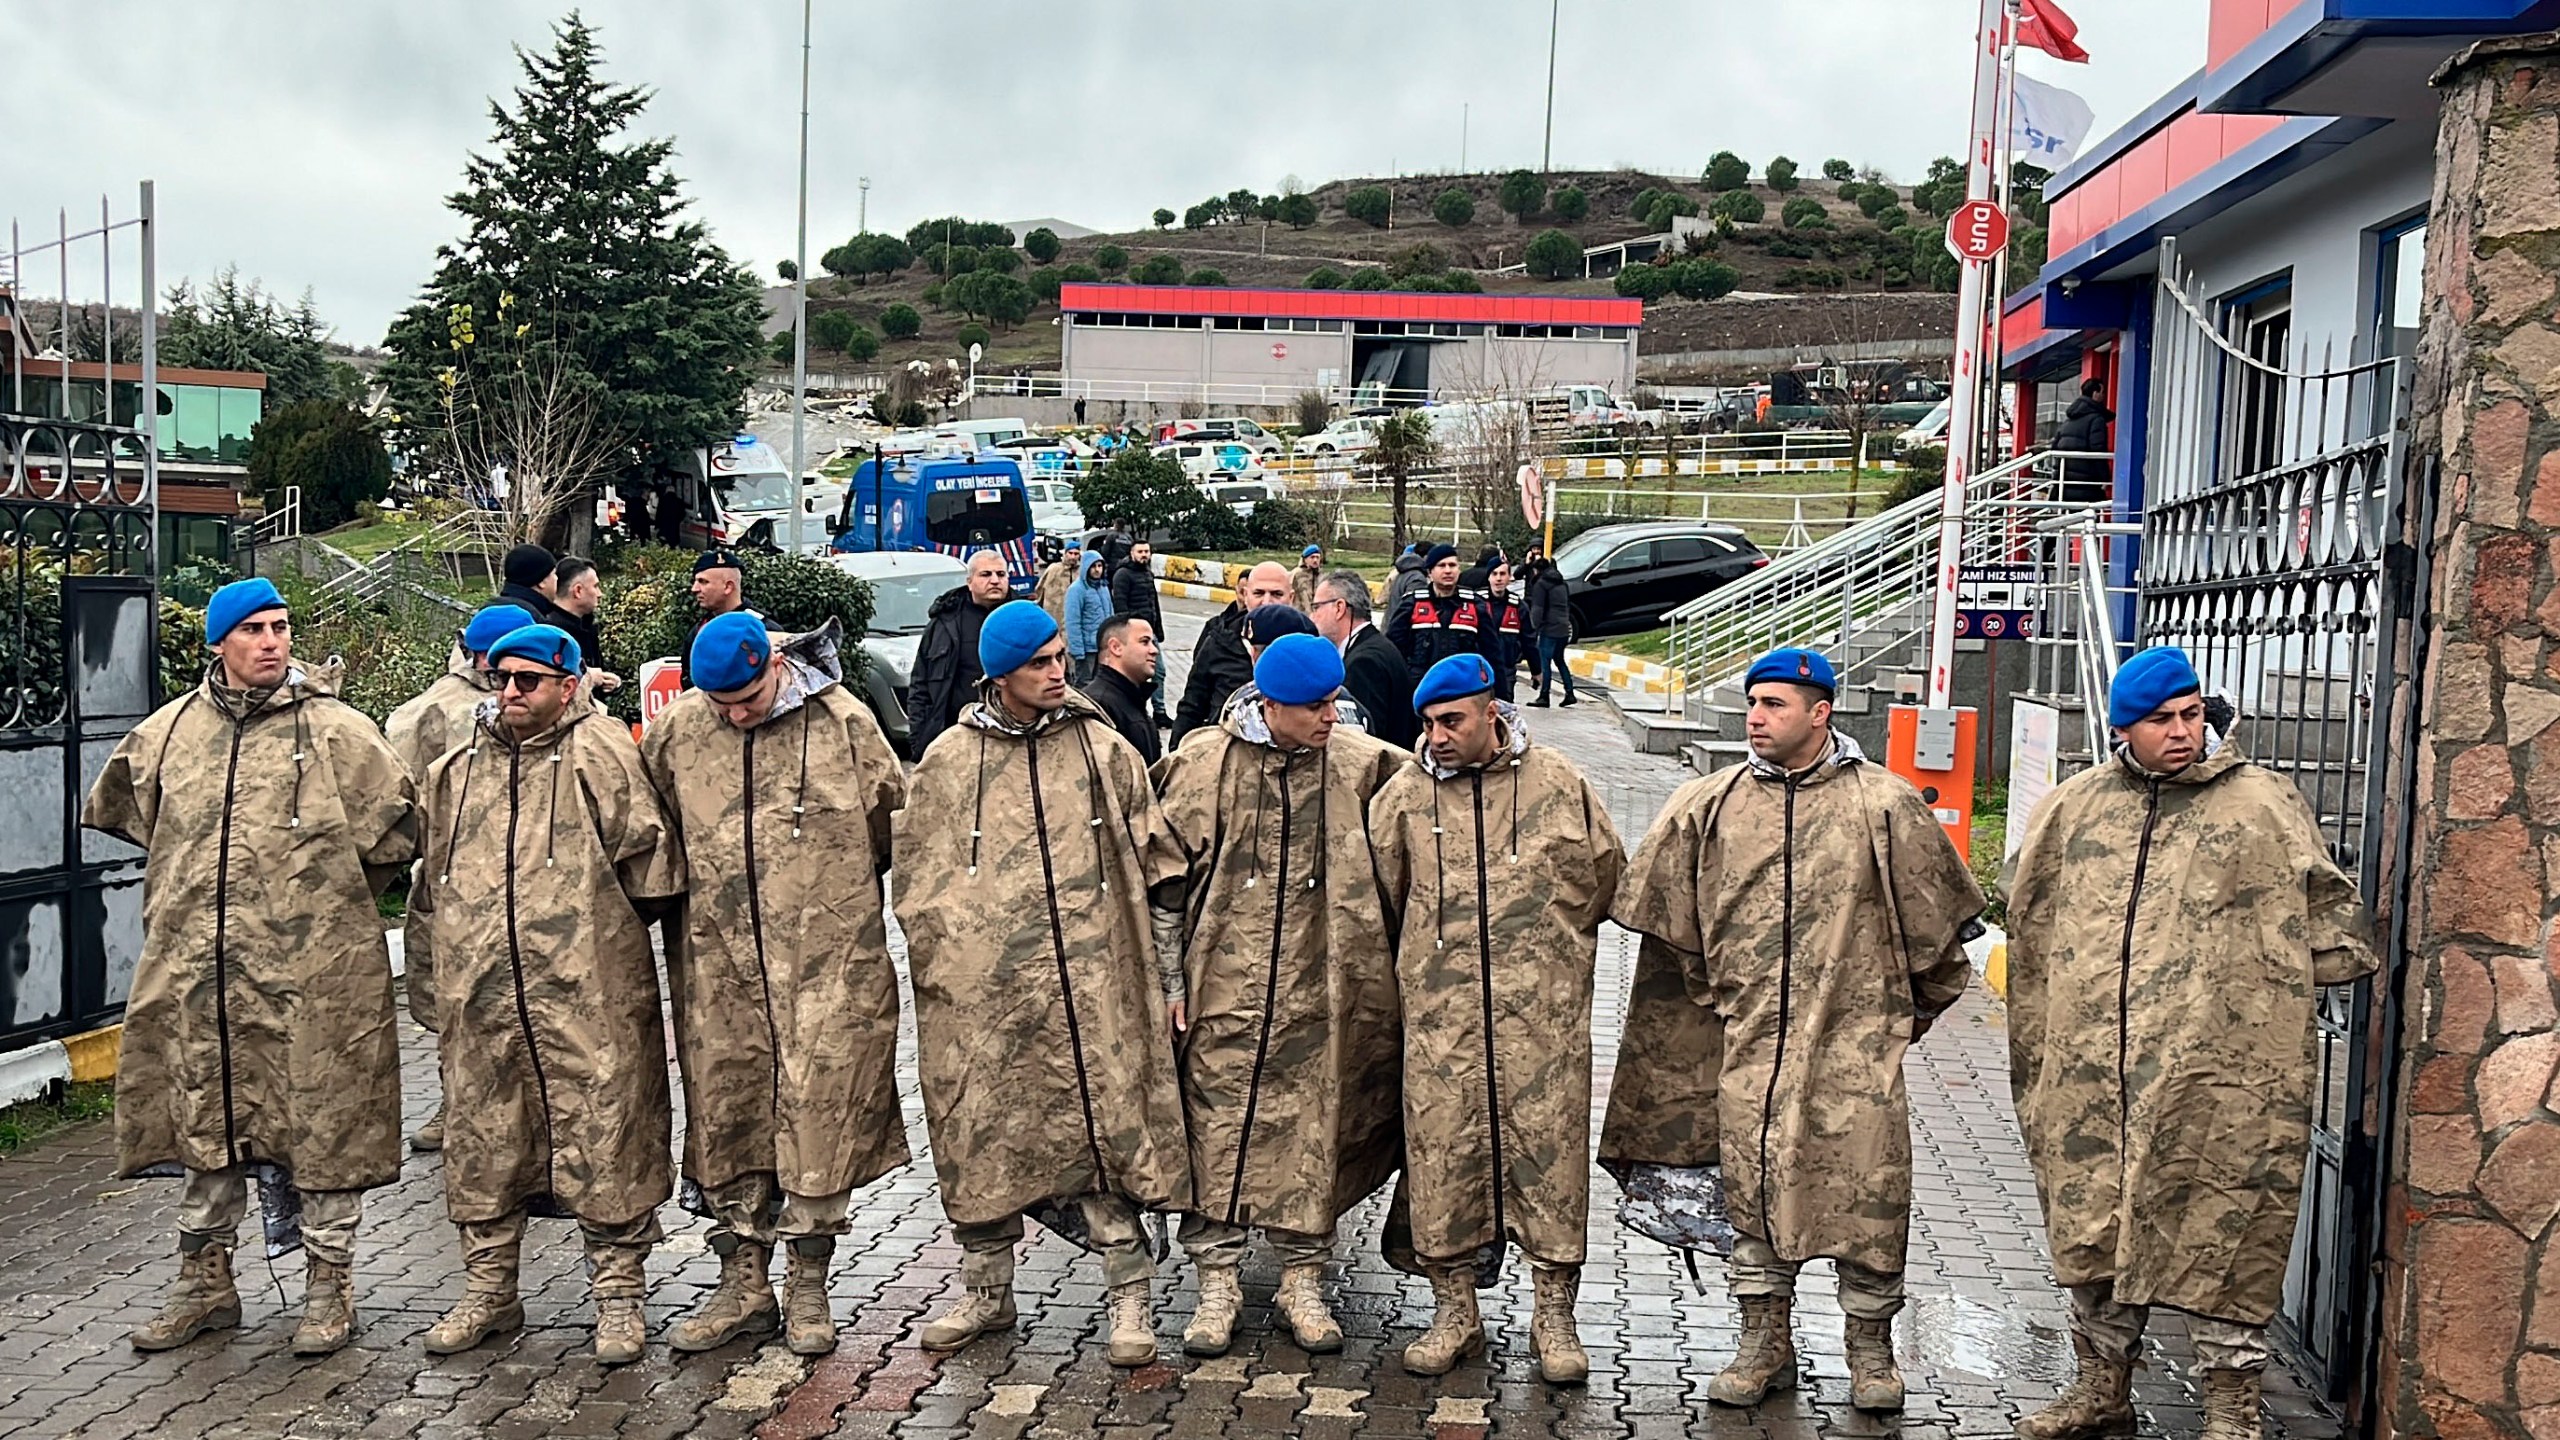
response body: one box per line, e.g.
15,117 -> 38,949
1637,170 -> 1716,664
82,552 -> 2375,1440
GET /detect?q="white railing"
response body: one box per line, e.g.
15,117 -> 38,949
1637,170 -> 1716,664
314,507 -> 508,619
251,485 -> 301,545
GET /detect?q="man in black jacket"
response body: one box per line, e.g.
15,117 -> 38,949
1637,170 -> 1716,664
1111,541 -> 1168,726
1386,544 -> 1481,689
1314,569 -> 1417,751
1172,562 -> 1293,747
905,549 -> 1012,760
1084,615 -> 1161,764
497,543 -> 564,625
1522,555 -> 1578,707
2051,378 -> 2115,506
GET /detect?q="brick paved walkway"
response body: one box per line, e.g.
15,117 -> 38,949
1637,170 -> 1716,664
0,602 -> 2346,1439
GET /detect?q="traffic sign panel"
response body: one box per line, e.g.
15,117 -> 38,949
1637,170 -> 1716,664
1945,200 -> 2012,262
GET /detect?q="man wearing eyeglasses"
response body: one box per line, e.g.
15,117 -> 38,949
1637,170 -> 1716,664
1311,570 -> 1415,752
410,625 -> 686,1367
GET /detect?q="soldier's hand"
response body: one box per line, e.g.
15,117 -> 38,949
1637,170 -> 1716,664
1167,1000 -> 1188,1035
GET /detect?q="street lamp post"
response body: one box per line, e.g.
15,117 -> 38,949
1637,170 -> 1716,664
788,0 -> 812,557
1542,0 -> 1560,173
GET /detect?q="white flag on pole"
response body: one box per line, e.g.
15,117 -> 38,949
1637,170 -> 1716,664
2011,72 -> 2096,168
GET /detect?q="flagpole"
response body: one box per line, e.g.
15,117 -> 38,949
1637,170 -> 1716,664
1988,1 -> 2021,464
1927,0 -> 2009,712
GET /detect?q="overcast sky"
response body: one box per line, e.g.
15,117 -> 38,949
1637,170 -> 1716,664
3,1 -> 2207,346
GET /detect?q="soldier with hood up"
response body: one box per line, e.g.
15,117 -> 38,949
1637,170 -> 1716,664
410,624 -> 685,1367
1608,647 -> 1983,1414
640,613 -> 909,1359
897,601 -> 1189,1368
2005,647 -> 2377,1440
1370,653 -> 1625,1385
86,578 -> 419,1359
383,601 -> 536,1154
1145,633 -> 1404,1359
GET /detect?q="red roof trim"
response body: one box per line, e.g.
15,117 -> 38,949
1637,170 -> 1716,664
1058,282 -> 1642,327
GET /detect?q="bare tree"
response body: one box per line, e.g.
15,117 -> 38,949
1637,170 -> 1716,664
1809,290 -> 1935,521
1435,342 -> 1561,540
422,297 -> 631,548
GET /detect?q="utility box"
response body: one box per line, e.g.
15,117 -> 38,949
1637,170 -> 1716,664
1888,704 -> 1978,860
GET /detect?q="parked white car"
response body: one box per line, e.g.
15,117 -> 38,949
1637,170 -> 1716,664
1303,415 -> 1383,456
815,549 -> 968,750
1021,477 -> 1084,536
1161,416 -> 1286,456
1155,440 -> 1269,481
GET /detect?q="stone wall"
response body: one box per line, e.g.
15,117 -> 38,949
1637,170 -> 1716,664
2390,31 -> 2560,1440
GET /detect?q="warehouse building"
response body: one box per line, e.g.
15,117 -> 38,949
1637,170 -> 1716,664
1057,282 -> 1641,403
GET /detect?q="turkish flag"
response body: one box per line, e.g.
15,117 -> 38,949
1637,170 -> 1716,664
2017,0 -> 2090,62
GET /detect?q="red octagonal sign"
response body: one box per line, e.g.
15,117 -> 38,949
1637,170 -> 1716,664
1945,199 -> 2011,263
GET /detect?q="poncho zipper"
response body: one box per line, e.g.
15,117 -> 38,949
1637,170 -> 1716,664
2115,779 -> 2164,1158
211,711 -> 248,1165
1025,735 -> 1109,1185
742,730 -> 783,1121
1757,771 -> 1803,1244
502,745 -> 559,1202
1471,769 -> 1508,1252
1226,751 -> 1293,1223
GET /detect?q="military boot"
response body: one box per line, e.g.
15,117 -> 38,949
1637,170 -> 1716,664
587,1242 -> 650,1366
1530,1265 -> 1589,1385
409,1101 -> 445,1153
782,1237 -> 837,1357
291,1257 -> 357,1356
920,1285 -> 1018,1350
425,1234 -> 523,1355
1106,1280 -> 1158,1367
2013,1333 -> 2136,1440
2198,1369 -> 2264,1440
129,1237 -> 241,1352
1844,1316 -> 1906,1411
668,1234 -> 777,1352
1183,1265 -> 1243,1357
1707,1295 -> 1799,1406
1402,1268 -> 1486,1375
1275,1264 -> 1343,1353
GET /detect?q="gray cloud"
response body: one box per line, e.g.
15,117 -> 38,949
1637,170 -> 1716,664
1,0 -> 2205,345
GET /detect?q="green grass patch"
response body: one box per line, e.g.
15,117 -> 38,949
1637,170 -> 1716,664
318,517 -> 434,560
0,1080 -> 115,1157
1970,777 -> 2010,926
1590,627 -> 1673,663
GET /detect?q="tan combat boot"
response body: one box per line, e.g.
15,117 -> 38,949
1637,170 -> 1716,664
1107,1280 -> 1158,1367
409,1101 -> 445,1153
1402,1268 -> 1485,1375
781,1238 -> 837,1357
425,1236 -> 524,1355
920,1285 -> 1018,1350
667,1236 -> 777,1352
130,1238 -> 242,1351
2198,1369 -> 2263,1440
1707,1294 -> 1799,1405
1844,1316 -> 1905,1411
2014,1332 -> 2137,1440
291,1257 -> 357,1356
1183,1265 -> 1243,1357
1275,1263 -> 1343,1353
587,1243 -> 649,1366
1530,1265 -> 1589,1385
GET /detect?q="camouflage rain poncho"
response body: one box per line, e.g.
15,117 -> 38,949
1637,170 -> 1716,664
83,660 -> 418,1193
1608,736 -> 1982,1276
383,644 -> 492,1029
1369,707 -> 1624,1266
412,704 -> 685,1226
896,688 -> 1190,1226
640,626 -> 911,1203
1144,699 -> 1404,1236
2004,741 -> 2377,1325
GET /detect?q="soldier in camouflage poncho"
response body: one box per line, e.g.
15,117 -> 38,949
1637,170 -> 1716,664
383,603 -> 535,1154
2006,648 -> 2377,1440
897,602 -> 1189,1369
1610,648 -> 1981,1414
1144,633 -> 1405,1358
640,618 -> 909,1358
85,579 -> 418,1359
410,624 -> 686,1367
1371,654 -> 1624,1385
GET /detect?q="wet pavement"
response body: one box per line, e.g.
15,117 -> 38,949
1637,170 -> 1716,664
0,600 -> 2344,1439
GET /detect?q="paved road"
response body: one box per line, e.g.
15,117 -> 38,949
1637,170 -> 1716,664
0,599 -> 2341,1439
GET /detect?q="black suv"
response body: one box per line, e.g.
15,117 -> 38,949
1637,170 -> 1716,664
1553,521 -> 1770,637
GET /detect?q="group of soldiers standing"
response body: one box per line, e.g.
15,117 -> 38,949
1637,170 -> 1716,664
86,568 -> 2373,1440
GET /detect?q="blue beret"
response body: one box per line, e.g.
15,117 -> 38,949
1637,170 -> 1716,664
2108,645 -> 2202,729
691,612 -> 772,694
695,547 -> 745,576
1255,634 -> 1345,706
978,600 -> 1061,678
1413,653 -> 1497,715
204,577 -> 286,646
462,604 -> 538,654
1745,647 -> 1836,697
485,624 -> 584,677
1302,544 -> 1324,559
1424,544 -> 1459,568
1243,604 -> 1317,646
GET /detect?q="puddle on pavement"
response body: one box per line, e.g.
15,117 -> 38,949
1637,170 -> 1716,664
1905,1293 -> 2074,1386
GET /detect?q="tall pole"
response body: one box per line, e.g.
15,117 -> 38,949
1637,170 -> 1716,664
789,0 -> 812,557
1541,0 -> 1560,173
1925,0 -> 2008,711
1463,103 -> 1470,174
1986,6 -> 2021,459
858,176 -> 870,236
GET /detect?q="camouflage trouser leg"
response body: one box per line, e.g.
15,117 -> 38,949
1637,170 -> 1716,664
704,1172 -> 854,1248
579,1212 -> 665,1301
958,1197 -> 1153,1290
952,1215 -> 1027,1290
1729,1233 -> 1904,1320
2068,1282 -> 2269,1373
181,1166 -> 362,1267
1178,1215 -> 1335,1269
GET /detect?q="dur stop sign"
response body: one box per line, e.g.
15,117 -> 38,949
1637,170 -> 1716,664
1944,199 -> 2011,262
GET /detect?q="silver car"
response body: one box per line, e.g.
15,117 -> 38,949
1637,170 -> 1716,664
820,549 -> 971,750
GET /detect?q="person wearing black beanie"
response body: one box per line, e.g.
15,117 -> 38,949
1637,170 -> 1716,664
497,543 -> 564,626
